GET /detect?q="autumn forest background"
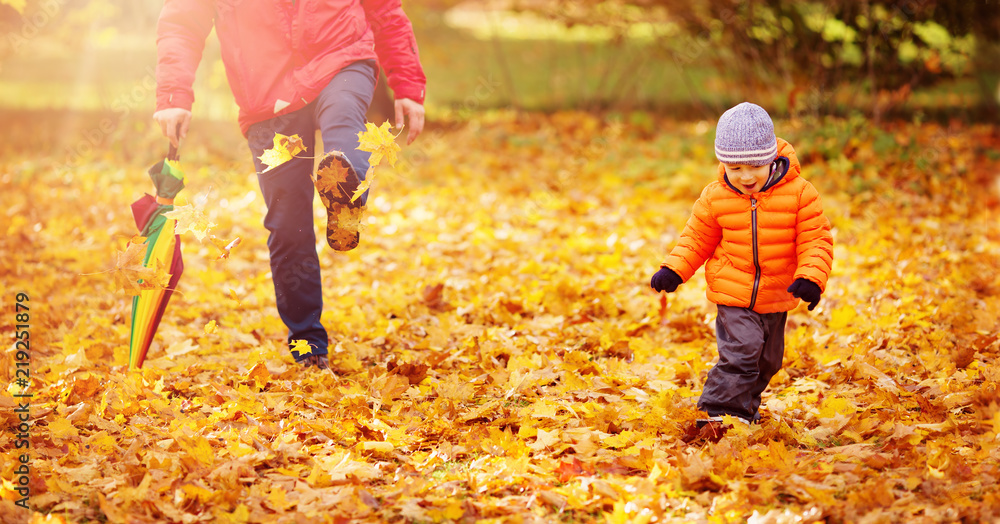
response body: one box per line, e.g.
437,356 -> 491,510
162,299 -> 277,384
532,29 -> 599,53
2,0 -> 1000,522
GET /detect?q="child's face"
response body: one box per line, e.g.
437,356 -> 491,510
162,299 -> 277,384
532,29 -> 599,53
724,163 -> 771,194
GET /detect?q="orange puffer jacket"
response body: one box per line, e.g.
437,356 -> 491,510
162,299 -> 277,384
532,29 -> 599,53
662,138 -> 833,313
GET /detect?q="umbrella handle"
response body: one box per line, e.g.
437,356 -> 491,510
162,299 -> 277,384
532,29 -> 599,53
168,143 -> 180,162
167,123 -> 181,161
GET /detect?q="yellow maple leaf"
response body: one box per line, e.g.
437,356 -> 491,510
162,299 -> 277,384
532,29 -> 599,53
290,339 -> 312,356
204,320 -> 217,334
351,175 -> 372,203
111,236 -> 169,296
338,206 -> 364,232
266,487 -> 295,512
164,205 -> 216,242
441,501 -> 465,521
356,121 -> 401,168
529,428 -> 561,450
48,417 -> 80,440
259,133 -> 306,172
361,441 -> 395,453
817,396 -> 855,420
209,235 -> 241,260
29,512 -> 69,524
314,151 -> 352,196
247,362 -> 270,385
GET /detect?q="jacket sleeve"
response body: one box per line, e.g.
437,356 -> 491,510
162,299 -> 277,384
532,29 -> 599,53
794,182 -> 834,291
155,0 -> 216,112
662,186 -> 723,282
362,0 -> 427,103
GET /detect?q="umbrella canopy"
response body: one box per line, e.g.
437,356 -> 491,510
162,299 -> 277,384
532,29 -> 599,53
128,147 -> 185,369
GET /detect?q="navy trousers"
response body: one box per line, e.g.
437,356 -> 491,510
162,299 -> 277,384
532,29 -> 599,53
697,305 -> 788,422
247,60 -> 377,360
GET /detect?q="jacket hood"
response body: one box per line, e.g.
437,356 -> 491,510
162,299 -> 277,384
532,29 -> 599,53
717,137 -> 801,192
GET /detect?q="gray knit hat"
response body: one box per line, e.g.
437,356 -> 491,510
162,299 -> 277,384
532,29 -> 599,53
714,102 -> 778,167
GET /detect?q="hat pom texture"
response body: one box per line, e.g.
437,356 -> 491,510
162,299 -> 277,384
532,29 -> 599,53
715,102 -> 778,167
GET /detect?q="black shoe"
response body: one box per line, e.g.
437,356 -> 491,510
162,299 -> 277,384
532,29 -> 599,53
314,151 -> 365,251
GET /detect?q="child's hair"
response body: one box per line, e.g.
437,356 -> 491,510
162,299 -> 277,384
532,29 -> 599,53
715,102 -> 777,167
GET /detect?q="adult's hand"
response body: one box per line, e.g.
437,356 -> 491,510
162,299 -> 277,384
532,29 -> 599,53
153,108 -> 192,149
394,98 -> 424,145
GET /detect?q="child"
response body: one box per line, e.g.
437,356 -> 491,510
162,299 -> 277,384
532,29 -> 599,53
650,102 -> 833,425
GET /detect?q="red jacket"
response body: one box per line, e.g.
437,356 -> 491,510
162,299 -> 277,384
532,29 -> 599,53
156,0 -> 426,135
662,138 -> 833,313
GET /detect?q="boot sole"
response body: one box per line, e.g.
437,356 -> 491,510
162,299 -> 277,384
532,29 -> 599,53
315,151 -> 365,251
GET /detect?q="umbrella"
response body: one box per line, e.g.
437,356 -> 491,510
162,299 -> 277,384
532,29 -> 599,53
128,145 -> 185,369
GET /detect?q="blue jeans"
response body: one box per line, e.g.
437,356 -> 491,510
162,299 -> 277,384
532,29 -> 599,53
247,60 -> 377,360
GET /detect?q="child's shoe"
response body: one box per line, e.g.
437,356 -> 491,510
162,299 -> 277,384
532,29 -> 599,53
314,151 -> 365,251
298,354 -> 331,371
696,415 -> 751,428
684,417 -> 731,443
685,415 -> 752,442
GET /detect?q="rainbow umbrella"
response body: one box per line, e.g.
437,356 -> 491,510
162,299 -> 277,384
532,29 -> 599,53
128,146 -> 185,369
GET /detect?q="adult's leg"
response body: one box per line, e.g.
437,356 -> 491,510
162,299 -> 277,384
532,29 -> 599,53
697,305 -> 767,422
247,109 -> 328,361
314,59 -> 378,205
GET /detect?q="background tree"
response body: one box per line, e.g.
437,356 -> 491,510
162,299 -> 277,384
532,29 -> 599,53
508,0 -> 1000,118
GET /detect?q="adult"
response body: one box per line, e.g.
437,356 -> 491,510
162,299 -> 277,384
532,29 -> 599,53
153,0 -> 426,370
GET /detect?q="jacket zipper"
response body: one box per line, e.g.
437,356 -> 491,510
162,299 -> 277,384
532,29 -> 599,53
749,198 -> 761,310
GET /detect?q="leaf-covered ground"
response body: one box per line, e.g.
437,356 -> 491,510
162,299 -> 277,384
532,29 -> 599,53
2,112 -> 1000,523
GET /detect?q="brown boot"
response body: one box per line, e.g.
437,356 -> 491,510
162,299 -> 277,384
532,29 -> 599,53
314,151 -> 365,251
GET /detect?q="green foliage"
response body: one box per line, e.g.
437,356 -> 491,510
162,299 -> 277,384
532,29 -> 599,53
510,0 -> 999,115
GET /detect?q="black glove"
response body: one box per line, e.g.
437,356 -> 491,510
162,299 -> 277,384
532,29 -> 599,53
651,267 -> 682,293
787,278 -> 822,310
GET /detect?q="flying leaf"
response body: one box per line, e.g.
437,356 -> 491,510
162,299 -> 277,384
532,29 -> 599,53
209,235 -> 242,260
290,339 -> 312,356
204,320 -> 217,334
259,133 -> 306,172
350,176 -> 372,203
164,205 -> 216,242
111,237 -> 168,296
356,121 -> 401,168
